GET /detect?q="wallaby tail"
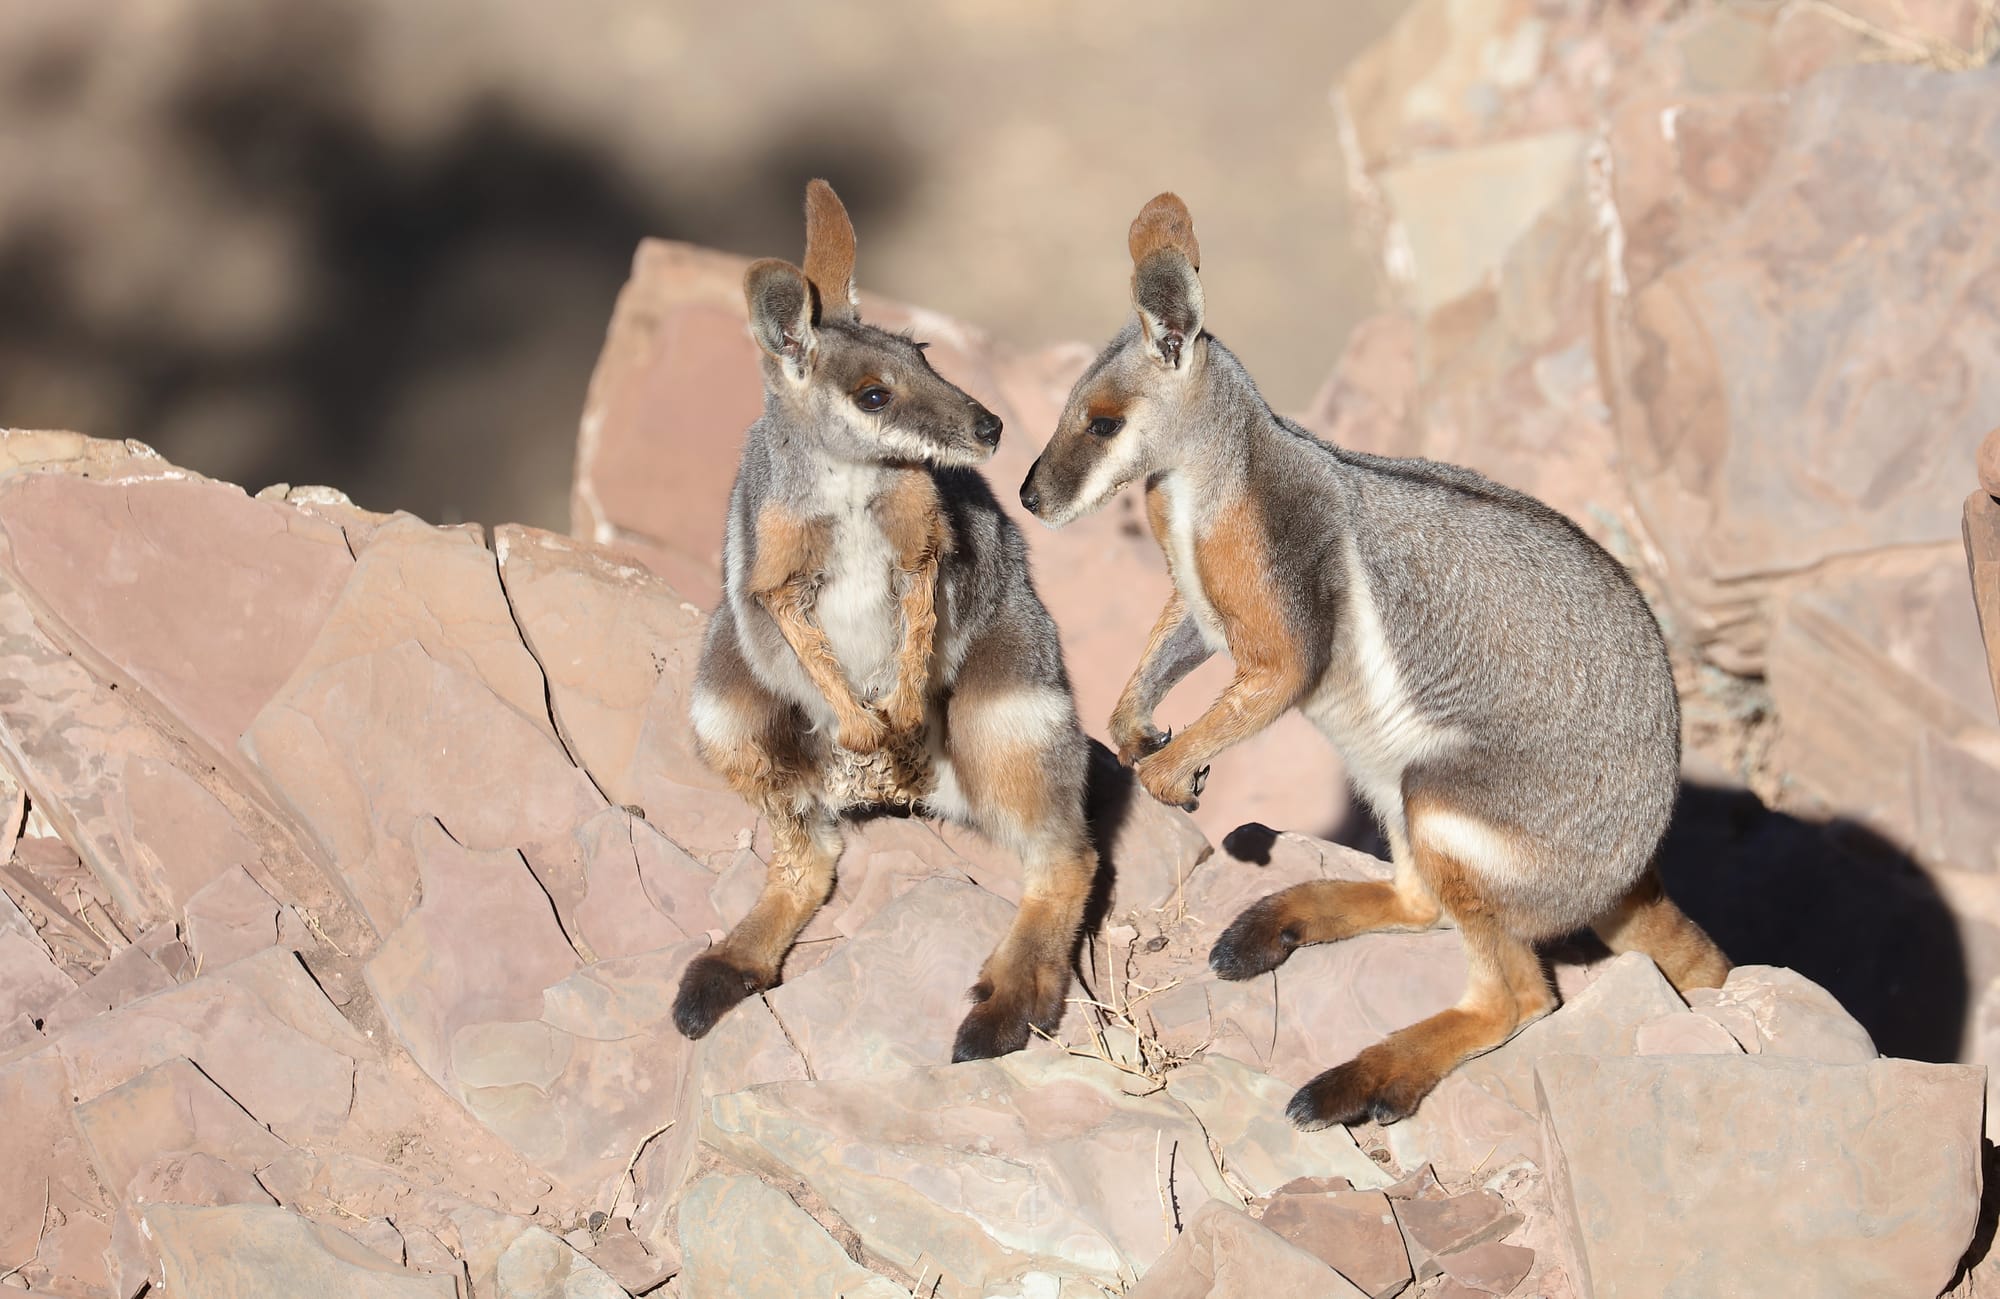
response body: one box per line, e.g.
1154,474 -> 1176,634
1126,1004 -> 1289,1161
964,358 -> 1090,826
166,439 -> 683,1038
1592,865 -> 1732,993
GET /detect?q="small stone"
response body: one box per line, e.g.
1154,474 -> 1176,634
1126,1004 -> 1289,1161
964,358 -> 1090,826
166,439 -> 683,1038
1393,1190 -> 1521,1282
1259,1184 -> 1412,1298
495,1226 -> 633,1299
1126,1200 -> 1370,1298
1438,1240 -> 1535,1295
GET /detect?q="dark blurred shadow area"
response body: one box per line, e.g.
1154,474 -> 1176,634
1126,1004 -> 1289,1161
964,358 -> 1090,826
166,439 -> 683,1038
0,0 -> 1408,527
0,1 -> 915,527
1658,780 -> 1967,1064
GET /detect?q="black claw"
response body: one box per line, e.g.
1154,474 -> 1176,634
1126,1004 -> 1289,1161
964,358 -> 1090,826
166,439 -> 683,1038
1208,898 -> 1301,981
1191,765 -> 1210,796
672,952 -> 762,1041
952,1000 -> 1030,1062
1287,1059 -> 1431,1130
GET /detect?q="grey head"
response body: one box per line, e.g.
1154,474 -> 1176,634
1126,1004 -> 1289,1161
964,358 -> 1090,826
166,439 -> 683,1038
744,179 -> 1002,468
1019,191 -> 1210,525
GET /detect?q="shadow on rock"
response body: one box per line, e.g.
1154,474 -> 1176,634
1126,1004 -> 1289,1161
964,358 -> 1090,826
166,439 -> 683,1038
1660,779 -> 1967,1064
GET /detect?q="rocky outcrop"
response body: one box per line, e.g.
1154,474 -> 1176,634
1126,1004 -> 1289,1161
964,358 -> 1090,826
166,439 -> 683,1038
0,427 -> 1978,1297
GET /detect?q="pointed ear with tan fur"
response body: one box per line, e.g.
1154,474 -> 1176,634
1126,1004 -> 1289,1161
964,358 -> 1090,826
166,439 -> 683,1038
744,258 -> 817,380
802,179 -> 858,324
1128,192 -> 1204,370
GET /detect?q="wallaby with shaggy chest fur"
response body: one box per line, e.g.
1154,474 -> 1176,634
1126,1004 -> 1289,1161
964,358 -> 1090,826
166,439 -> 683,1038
676,180 -> 1099,1061
1018,193 -> 1729,1127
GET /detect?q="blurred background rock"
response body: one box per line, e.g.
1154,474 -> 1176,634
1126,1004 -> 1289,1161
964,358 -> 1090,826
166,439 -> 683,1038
0,0 -> 1410,527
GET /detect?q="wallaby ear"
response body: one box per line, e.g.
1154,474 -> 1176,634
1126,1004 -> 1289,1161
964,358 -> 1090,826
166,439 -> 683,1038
802,179 -> 859,324
744,258 -> 817,379
1128,193 -> 1203,370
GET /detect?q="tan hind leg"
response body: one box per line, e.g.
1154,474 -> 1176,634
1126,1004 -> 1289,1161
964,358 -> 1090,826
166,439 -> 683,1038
942,674 -> 1098,1062
1593,865 -> 1731,993
1286,809 -> 1554,1128
678,653 -> 843,1041
1209,817 -> 1443,980
673,802 -> 842,1040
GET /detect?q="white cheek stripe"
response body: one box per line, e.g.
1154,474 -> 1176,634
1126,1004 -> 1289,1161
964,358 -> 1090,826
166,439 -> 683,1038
1057,433 -> 1144,524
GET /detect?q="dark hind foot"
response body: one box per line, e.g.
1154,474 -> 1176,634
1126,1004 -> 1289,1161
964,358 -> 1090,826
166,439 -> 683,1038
672,951 -> 766,1041
1209,894 -> 1303,981
1286,1049 -> 1438,1130
950,969 -> 1067,1063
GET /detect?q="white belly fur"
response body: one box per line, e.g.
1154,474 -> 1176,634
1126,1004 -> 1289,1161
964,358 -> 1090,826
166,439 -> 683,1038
1159,475 -> 1229,652
1304,536 -> 1463,822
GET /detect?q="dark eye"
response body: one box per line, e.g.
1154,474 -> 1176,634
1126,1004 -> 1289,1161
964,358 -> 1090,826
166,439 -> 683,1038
1088,416 -> 1124,438
856,386 -> 892,412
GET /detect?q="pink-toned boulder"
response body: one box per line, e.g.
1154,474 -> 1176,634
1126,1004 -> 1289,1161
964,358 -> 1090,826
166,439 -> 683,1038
0,470 -> 355,774
676,1174 -> 904,1299
41,943 -> 175,1034
0,1048 -> 104,1287
1765,545 -> 2000,875
1601,63 -> 2000,674
1387,954 -> 1687,1179
1164,1056 -> 1389,1197
74,1056 -> 291,1207
1394,1188 -> 1521,1283
0,567 -> 263,926
494,524 -> 749,865
1537,1054 -> 1984,1299
245,635 -> 605,937
0,890 -> 72,1038
569,805 -> 721,961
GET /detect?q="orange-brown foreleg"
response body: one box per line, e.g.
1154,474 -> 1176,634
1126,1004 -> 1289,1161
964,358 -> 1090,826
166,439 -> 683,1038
749,503 -> 886,751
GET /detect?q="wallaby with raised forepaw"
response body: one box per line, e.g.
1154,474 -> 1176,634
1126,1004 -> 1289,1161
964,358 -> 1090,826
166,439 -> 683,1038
675,179 -> 1099,1061
1018,192 -> 1729,1128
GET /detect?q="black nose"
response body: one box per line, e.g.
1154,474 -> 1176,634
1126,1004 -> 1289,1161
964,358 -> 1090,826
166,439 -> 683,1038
1019,473 -> 1041,515
974,412 -> 1003,447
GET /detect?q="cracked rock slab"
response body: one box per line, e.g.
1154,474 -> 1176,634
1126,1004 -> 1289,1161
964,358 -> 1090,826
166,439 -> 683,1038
676,1174 -> 906,1299
703,1053 -> 1236,1293
1537,1053 -> 1983,1299
146,1202 -> 459,1299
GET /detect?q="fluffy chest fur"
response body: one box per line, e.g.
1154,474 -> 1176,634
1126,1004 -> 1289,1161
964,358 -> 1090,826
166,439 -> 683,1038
811,462 -> 902,701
